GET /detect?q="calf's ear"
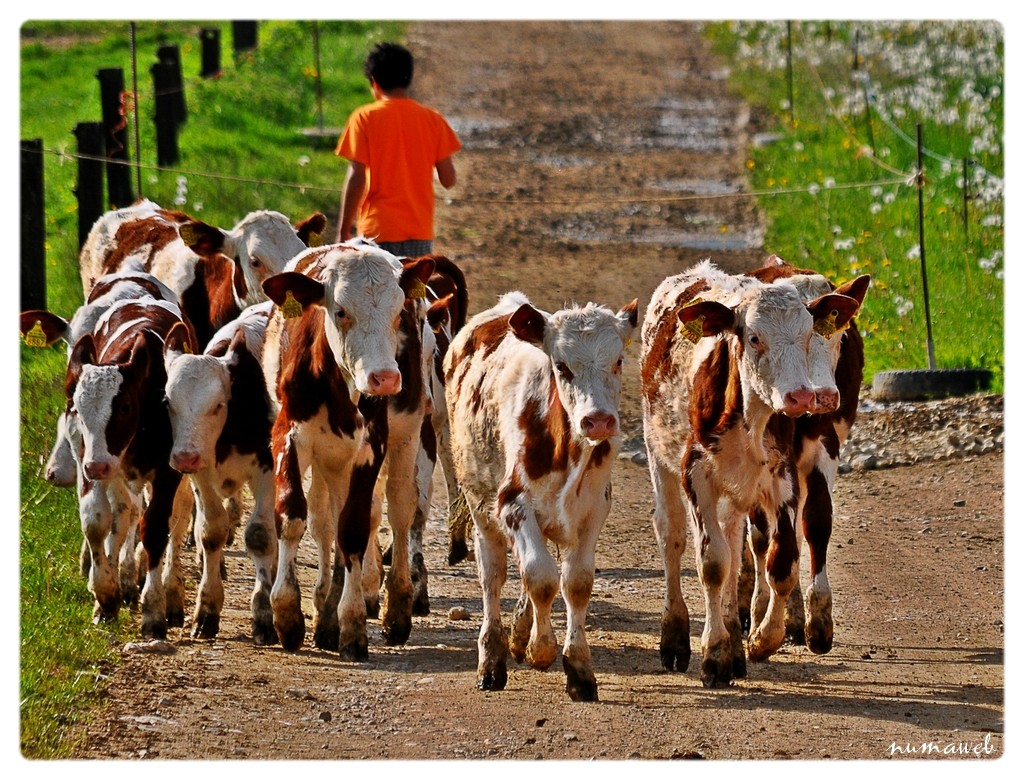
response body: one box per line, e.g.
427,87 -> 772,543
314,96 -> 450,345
20,310 -> 70,347
296,212 -> 327,247
66,333 -> 97,398
427,294 -> 454,331
400,256 -> 437,300
263,272 -> 325,316
124,332 -> 153,383
677,300 -> 735,342
617,298 -> 640,337
179,220 -> 226,258
807,293 -> 861,339
509,303 -> 547,346
163,321 -> 194,370
834,274 -> 871,307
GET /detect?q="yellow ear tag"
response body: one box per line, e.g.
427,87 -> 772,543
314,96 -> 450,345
409,280 -> 427,300
625,337 -> 632,348
814,309 -> 840,340
179,223 -> 198,245
25,321 -> 47,348
680,298 -> 706,344
307,232 -> 323,248
183,340 -> 193,354
682,316 -> 706,344
281,290 -> 303,319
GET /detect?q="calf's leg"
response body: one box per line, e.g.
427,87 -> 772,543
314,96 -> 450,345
650,458 -> 691,672
474,516 -> 508,691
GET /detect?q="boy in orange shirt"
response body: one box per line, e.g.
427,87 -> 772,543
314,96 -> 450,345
335,42 -> 462,257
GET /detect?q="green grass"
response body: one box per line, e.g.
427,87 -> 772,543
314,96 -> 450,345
704,21 -> 1004,390
18,19 -> 402,758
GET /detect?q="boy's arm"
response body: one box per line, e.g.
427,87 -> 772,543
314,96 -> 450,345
336,161 -> 367,242
435,156 -> 457,189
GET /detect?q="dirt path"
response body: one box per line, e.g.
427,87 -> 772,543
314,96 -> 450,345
69,21 -> 1004,762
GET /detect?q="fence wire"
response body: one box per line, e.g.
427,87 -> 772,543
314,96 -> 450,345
33,144 -> 910,211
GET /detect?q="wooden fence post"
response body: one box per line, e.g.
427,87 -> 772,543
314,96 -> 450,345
151,62 -> 180,166
233,21 -> 258,59
97,67 -> 134,208
74,122 -> 106,250
200,28 -> 222,78
157,43 -> 187,126
21,139 -> 46,312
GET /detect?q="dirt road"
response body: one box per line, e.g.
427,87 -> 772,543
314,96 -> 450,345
69,21 -> 1004,762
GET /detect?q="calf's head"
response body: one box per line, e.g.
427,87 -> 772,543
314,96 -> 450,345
263,247 -> 435,396
182,210 -> 326,307
680,283 -> 861,417
65,332 -> 156,481
510,298 -> 639,442
163,322 -> 234,473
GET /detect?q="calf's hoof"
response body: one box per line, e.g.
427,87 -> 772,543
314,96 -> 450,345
412,590 -> 430,616
191,610 -> 220,639
786,623 -> 806,647
659,612 -> 691,672
381,590 -> 413,646
252,617 -> 278,647
313,621 -> 340,652
732,650 -> 747,679
92,600 -> 121,625
477,663 -> 507,692
166,604 -> 185,629
563,657 -> 599,702
274,614 -> 305,652
365,596 -> 380,620
141,617 -> 168,641
700,646 -> 734,688
339,633 -> 369,662
411,553 -> 430,616
805,615 -> 834,655
747,626 -> 784,663
525,636 -> 558,671
447,538 -> 469,566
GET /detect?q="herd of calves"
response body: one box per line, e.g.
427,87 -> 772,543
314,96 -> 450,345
21,199 -> 868,699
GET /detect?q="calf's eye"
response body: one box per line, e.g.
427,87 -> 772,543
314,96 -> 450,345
556,362 -> 574,382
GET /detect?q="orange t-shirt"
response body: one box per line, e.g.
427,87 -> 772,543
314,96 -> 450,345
336,98 -> 461,243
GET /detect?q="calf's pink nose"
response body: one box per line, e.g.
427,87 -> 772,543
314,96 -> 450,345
582,413 -> 618,441
84,461 -> 113,481
814,387 -> 840,413
367,370 -> 402,396
783,387 -> 816,416
171,452 -> 204,473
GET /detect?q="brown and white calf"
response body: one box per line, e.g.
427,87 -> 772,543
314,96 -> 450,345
640,260 -> 863,687
80,198 -> 326,347
743,256 -> 869,655
162,301 -> 278,643
64,297 -> 198,637
445,291 -> 638,701
260,242 -> 436,658
22,269 -> 180,488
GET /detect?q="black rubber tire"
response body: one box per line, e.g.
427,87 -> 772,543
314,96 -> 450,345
871,368 -> 992,402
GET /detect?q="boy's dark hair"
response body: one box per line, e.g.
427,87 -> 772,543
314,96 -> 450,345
363,42 -> 414,91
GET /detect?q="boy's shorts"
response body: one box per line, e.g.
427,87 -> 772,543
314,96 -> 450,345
377,239 -> 433,258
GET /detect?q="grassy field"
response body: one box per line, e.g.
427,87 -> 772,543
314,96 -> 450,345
705,21 -> 1004,389
17,19 -> 402,757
